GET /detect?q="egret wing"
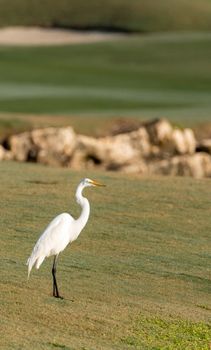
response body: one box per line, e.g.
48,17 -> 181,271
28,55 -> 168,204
34,213 -> 74,256
27,213 -> 74,274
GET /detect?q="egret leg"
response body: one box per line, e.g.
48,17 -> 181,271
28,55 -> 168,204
52,255 -> 63,299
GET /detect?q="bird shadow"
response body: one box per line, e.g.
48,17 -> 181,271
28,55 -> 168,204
46,295 -> 75,304
26,180 -> 59,185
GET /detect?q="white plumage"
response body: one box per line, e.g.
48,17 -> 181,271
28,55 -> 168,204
27,178 -> 105,298
27,213 -> 74,274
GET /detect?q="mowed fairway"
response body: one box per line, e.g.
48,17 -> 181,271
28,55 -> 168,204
0,33 -> 211,125
0,161 -> 211,349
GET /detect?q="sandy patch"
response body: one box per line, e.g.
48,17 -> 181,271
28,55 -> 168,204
0,26 -> 123,46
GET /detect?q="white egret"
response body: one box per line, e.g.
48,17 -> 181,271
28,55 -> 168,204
27,178 -> 105,298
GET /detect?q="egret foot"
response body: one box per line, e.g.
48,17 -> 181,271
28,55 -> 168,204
54,294 -> 64,300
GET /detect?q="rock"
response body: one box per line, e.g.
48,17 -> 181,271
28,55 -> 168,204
2,119 -> 210,178
8,127 -> 76,166
129,127 -> 151,157
145,118 -> 173,145
70,127 -> 151,170
145,119 -> 196,156
149,153 -> 211,178
183,128 -> 196,154
0,145 -> 6,160
31,127 -> 76,156
32,127 -> 76,166
70,135 -> 104,170
197,139 -> 211,154
9,132 -> 33,161
120,161 -> 148,174
0,145 -> 13,161
0,145 -> 5,160
171,128 -> 196,155
103,132 -> 144,168
171,129 -> 187,154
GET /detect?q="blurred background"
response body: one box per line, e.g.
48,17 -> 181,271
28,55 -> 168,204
0,0 -> 211,139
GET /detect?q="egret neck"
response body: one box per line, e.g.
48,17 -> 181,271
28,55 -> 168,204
75,182 -> 90,236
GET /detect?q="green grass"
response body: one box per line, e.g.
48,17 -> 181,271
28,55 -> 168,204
0,161 -> 211,349
0,32 -> 211,134
123,317 -> 211,349
1,0 -> 211,32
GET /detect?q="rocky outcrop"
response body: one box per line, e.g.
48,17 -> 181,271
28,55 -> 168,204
70,127 -> 152,170
197,139 -> 211,155
9,131 -> 32,162
145,119 -> 196,156
0,145 -> 13,161
9,127 -> 76,165
1,118 -> 211,178
149,153 -> 211,178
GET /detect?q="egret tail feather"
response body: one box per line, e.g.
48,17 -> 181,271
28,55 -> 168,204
27,254 -> 37,279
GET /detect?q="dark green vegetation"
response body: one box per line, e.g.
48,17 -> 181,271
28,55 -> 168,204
0,32 -> 211,137
0,161 -> 211,349
1,0 -> 211,32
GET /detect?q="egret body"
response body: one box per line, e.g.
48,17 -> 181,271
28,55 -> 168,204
27,178 -> 105,298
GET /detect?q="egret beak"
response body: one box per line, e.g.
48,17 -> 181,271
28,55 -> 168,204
91,180 -> 106,187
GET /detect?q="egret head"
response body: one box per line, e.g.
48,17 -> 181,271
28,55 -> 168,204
82,178 -> 106,188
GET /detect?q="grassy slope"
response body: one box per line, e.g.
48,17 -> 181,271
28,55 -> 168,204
0,162 -> 211,349
1,0 -> 211,32
0,32 -> 211,137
